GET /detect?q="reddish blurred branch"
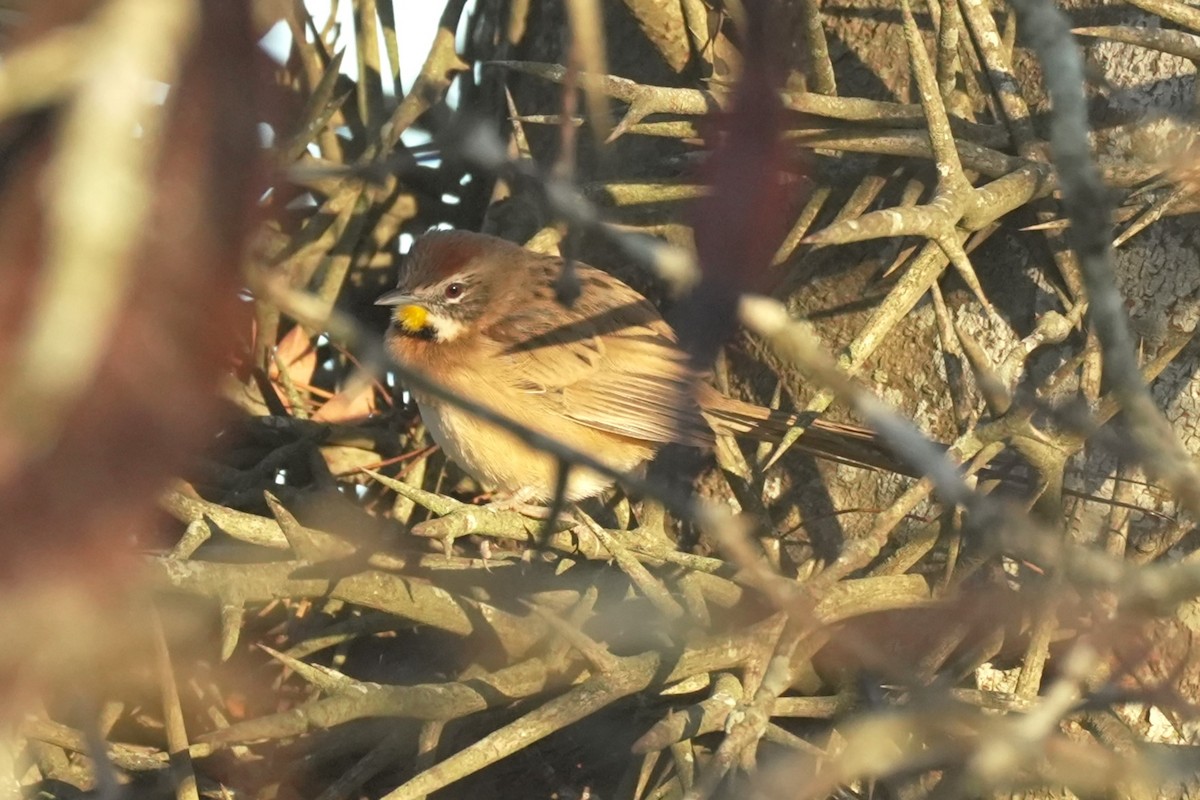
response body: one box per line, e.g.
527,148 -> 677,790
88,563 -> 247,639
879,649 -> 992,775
0,0 -> 269,580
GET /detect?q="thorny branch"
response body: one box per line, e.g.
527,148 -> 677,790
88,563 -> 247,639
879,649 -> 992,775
7,1 -> 1200,799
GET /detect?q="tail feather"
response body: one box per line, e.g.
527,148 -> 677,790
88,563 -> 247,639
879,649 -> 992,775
698,385 -> 912,474
697,388 -> 1173,513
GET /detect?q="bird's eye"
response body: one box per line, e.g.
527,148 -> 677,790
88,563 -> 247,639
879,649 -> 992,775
444,282 -> 465,300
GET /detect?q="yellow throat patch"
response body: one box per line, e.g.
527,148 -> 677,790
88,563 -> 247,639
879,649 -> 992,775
396,304 -> 429,334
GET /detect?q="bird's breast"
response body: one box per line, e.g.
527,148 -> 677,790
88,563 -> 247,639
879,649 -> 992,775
386,329 -> 442,370
389,330 -> 655,500
410,387 -> 653,502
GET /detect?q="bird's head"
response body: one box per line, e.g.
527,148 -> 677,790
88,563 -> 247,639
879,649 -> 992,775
376,230 -> 509,343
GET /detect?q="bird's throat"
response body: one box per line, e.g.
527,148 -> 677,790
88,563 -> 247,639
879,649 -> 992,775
396,304 -> 429,334
392,304 -> 467,344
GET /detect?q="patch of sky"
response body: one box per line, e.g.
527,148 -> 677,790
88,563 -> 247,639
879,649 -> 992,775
266,1 -> 476,156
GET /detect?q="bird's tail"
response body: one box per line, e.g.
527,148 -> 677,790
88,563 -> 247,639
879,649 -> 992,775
697,385 -> 911,474
698,387 -> 1172,516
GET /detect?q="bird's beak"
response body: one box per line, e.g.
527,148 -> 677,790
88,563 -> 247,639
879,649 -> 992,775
375,288 -> 415,307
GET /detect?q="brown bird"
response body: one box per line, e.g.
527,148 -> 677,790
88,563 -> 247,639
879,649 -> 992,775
377,230 -> 883,504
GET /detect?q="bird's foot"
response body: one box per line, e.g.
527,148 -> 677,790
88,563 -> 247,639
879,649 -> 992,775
479,487 -> 550,519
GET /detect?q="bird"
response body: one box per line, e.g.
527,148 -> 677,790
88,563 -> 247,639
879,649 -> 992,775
376,229 -> 886,504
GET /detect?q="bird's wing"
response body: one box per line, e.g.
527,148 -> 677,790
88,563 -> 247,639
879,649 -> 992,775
482,267 -> 713,447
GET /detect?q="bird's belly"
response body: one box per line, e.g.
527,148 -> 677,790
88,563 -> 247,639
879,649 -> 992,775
414,393 -> 651,502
